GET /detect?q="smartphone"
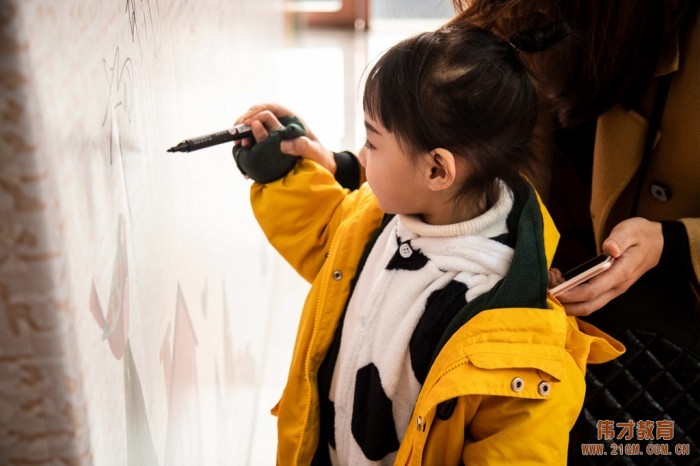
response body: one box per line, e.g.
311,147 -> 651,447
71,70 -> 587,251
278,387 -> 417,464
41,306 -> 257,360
548,254 -> 614,297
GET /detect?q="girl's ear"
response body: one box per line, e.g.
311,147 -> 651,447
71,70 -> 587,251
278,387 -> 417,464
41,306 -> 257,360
424,148 -> 457,192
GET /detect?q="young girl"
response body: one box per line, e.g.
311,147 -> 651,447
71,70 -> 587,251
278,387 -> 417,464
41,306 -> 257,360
233,23 -> 622,466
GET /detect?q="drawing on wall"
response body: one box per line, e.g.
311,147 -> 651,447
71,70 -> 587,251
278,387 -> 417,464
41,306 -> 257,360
124,0 -> 160,60
102,47 -> 134,165
90,214 -> 129,360
163,284 -> 203,465
222,284 -> 256,387
124,342 -> 159,465
89,213 -> 159,464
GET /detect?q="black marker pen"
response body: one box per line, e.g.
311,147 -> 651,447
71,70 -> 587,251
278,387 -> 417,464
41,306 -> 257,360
167,124 -> 253,153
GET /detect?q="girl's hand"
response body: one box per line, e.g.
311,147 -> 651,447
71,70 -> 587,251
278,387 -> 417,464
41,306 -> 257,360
555,218 -> 664,316
235,103 -> 336,174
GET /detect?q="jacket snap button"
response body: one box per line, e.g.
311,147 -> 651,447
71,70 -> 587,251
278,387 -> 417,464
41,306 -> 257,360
416,416 -> 428,432
399,243 -> 413,258
332,270 -> 343,281
511,377 -> 524,392
538,381 -> 551,396
650,182 -> 671,202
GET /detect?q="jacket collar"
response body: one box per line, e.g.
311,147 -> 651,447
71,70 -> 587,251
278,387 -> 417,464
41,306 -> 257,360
429,180 -> 560,361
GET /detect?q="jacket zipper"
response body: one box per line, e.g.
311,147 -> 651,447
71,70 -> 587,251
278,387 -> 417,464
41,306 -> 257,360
400,359 -> 471,466
295,231 -> 341,464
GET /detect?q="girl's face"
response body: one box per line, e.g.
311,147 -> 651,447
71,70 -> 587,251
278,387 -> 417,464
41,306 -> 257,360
358,114 -> 429,215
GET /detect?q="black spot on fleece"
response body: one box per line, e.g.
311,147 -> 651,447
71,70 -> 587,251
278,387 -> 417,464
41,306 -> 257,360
351,363 -> 400,461
410,280 -> 469,384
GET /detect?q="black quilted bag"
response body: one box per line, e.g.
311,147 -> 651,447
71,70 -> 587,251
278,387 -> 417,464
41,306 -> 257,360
568,271 -> 700,465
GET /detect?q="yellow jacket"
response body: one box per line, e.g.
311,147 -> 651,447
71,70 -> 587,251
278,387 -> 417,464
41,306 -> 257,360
250,159 -> 623,465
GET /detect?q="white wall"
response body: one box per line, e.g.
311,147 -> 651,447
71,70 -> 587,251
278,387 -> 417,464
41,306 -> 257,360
0,1 -> 305,464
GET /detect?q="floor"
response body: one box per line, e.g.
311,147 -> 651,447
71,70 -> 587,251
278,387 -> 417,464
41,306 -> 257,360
244,16 -> 450,465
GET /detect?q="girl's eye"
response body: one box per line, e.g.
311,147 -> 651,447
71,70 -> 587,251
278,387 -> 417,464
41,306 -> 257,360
364,139 -> 375,150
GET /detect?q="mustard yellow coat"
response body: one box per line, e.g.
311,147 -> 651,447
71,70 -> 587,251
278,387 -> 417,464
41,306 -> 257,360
250,159 -> 623,465
591,8 -> 700,284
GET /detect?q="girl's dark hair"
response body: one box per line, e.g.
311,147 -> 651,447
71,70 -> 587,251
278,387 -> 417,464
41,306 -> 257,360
363,23 -> 538,207
450,0 -> 696,127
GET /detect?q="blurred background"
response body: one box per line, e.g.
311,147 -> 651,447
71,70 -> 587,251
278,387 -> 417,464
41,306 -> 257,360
0,0 -> 452,464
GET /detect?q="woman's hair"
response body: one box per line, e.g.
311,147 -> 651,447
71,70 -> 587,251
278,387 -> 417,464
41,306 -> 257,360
363,23 -> 538,208
450,0 -> 696,127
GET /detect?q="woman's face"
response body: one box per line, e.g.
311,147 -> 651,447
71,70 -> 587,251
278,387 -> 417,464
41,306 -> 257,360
358,114 -> 428,215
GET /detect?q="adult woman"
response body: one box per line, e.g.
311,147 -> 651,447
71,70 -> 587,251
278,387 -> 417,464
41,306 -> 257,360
448,0 -> 699,460
448,0 -> 699,317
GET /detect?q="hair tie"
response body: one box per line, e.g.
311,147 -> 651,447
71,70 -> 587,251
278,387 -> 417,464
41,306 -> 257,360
508,21 -> 572,53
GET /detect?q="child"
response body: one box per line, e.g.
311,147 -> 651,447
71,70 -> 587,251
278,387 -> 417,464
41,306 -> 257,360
233,23 -> 623,466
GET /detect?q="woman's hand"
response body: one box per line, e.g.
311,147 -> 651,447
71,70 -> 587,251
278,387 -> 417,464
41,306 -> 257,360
235,103 -> 337,174
552,218 -> 664,316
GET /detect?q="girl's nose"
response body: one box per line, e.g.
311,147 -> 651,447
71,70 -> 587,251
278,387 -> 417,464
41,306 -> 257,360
358,146 -> 368,168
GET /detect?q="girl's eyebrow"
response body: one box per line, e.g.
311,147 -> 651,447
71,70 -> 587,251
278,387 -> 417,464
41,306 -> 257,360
364,120 -> 381,135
